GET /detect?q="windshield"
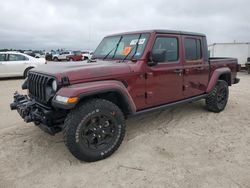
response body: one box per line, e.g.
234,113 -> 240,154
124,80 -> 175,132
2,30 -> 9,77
93,33 -> 150,60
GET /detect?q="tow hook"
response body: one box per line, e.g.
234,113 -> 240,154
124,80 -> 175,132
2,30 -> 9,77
10,91 -> 28,110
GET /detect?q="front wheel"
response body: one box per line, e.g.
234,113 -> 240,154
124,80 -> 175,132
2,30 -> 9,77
206,80 -> 229,113
63,99 -> 125,162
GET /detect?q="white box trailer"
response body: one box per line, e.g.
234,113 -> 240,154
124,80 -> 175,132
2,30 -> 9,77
208,43 -> 250,67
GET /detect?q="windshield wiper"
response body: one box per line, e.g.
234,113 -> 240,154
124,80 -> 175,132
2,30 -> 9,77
122,34 -> 142,62
103,36 -> 123,60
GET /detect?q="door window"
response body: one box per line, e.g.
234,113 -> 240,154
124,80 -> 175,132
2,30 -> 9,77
152,37 -> 178,62
0,54 -> 6,61
184,38 -> 202,60
8,54 -> 28,61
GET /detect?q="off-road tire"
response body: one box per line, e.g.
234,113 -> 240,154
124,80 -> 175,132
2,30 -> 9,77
206,80 -> 229,113
63,99 -> 125,162
23,67 -> 33,78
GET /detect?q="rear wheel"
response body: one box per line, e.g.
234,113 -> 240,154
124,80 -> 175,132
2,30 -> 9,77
63,99 -> 125,162
53,57 -> 59,61
206,80 -> 229,113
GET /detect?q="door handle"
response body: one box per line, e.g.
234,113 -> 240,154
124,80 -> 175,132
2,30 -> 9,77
174,69 -> 183,73
147,72 -> 154,77
196,67 -> 204,71
174,69 -> 183,76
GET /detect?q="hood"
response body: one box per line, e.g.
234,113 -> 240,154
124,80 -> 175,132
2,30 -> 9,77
31,60 -> 132,83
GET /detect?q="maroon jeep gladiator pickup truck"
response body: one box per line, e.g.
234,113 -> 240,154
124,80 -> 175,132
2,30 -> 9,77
10,30 -> 240,162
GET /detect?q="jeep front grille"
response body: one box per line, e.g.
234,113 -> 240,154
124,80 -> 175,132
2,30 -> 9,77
28,72 -> 53,104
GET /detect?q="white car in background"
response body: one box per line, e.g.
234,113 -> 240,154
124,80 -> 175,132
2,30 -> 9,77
0,51 -> 47,78
52,51 -> 72,61
82,51 -> 93,60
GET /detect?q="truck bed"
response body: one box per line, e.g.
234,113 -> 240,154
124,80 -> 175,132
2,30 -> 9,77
209,57 -> 239,85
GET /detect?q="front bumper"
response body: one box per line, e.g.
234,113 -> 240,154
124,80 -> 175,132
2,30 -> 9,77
10,92 -> 63,135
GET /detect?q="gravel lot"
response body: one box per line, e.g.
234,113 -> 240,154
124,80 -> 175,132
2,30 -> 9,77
0,72 -> 250,188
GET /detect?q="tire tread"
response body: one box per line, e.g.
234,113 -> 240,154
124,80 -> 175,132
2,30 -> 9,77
206,80 -> 228,113
63,98 -> 125,162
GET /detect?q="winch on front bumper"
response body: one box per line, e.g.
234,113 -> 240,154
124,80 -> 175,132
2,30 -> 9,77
10,92 -> 64,135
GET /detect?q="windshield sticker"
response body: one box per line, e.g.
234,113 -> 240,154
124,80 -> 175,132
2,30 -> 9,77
122,47 -> 132,56
138,38 -> 146,45
130,39 -> 138,45
130,38 -> 146,45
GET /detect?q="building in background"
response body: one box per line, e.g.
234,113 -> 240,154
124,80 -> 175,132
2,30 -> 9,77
208,43 -> 250,67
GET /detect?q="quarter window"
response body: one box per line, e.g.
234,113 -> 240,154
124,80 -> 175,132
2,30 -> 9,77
8,54 -> 28,61
152,37 -> 178,62
185,38 -> 202,60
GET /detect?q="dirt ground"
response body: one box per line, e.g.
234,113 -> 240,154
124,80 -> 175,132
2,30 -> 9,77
0,72 -> 250,188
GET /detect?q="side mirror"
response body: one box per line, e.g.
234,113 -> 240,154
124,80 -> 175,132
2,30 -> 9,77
148,49 -> 166,66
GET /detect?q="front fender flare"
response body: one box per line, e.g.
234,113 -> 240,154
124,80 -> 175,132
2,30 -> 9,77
52,80 -> 136,113
206,67 -> 231,93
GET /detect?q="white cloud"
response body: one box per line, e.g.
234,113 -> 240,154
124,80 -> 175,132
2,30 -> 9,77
0,0 -> 249,50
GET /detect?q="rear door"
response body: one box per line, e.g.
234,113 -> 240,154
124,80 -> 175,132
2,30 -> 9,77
4,53 -> 29,76
146,34 -> 184,106
182,36 -> 209,97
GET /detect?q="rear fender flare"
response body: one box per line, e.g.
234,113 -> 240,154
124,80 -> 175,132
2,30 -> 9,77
52,80 -> 136,114
206,67 -> 231,93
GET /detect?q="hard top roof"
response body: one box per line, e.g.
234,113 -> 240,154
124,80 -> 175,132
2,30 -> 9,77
106,29 -> 206,37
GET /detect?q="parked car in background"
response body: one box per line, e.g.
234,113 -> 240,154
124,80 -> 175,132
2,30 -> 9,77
33,51 -> 45,58
81,51 -> 93,60
23,50 -> 36,58
66,51 -> 83,61
53,51 -> 72,61
0,51 -> 47,78
45,51 -> 56,61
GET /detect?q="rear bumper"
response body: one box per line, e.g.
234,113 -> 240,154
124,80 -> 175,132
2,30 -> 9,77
10,92 -> 63,135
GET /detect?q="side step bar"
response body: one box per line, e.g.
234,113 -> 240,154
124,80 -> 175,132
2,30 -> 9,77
132,94 -> 207,117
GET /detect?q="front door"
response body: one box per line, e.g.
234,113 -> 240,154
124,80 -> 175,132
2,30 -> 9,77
146,35 -> 184,106
182,36 -> 209,97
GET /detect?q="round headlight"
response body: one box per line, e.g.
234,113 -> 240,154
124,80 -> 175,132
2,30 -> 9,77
52,80 -> 57,91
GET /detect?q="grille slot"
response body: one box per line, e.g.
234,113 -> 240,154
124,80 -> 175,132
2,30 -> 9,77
28,72 -> 53,103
